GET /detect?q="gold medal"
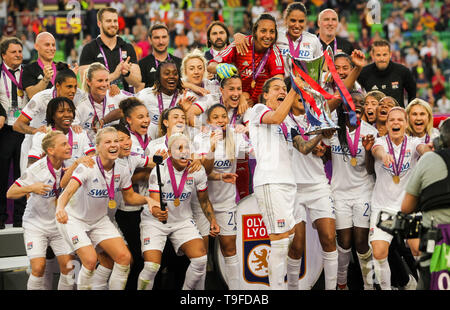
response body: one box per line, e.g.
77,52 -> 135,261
17,89 -> 24,97
174,198 -> 180,207
350,157 -> 357,167
108,200 -> 117,209
251,80 -> 256,89
392,175 -> 400,184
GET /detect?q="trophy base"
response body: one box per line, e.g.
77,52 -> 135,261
305,124 -> 340,136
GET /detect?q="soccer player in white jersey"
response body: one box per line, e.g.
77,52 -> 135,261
178,49 -> 225,127
7,131 -> 76,290
368,107 -> 431,290
248,77 -> 302,289
90,123 -> 159,290
137,133 -> 220,290
276,2 -> 322,78
328,91 -> 378,290
55,127 -> 159,290
191,103 -> 253,290
28,97 -> 95,167
280,91 -> 336,290
405,98 -> 440,144
13,69 -> 86,173
75,62 -> 130,141
135,60 -> 183,140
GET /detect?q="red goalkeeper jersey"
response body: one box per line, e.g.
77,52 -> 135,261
211,36 -> 285,103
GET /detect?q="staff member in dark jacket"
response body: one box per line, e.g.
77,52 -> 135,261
78,7 -> 141,93
358,40 -> 416,108
0,37 -> 27,228
137,23 -> 182,91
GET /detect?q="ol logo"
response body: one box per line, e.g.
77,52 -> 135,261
248,244 -> 270,278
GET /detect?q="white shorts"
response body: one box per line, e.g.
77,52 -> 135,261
140,218 -> 203,255
368,209 -> 393,244
57,215 -> 122,252
192,203 -> 237,237
293,191 -> 307,224
254,183 -> 296,235
334,197 -> 371,230
23,225 -> 73,259
297,185 -> 335,223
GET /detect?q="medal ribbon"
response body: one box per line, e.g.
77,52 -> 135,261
2,64 -> 23,99
289,112 -> 308,141
37,59 -> 57,85
251,39 -> 271,84
155,54 -> 171,68
96,38 -> 122,72
166,157 -> 190,201
96,156 -> 115,201
346,124 -> 361,158
88,94 -> 107,124
129,128 -> 150,151
157,90 -> 179,114
46,157 -> 65,198
386,135 -> 407,177
287,33 -> 302,58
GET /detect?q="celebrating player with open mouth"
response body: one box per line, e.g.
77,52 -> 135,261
368,107 -> 431,290
138,133 -> 219,290
55,127 -> 159,290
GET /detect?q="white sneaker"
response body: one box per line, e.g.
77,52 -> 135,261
403,274 -> 417,290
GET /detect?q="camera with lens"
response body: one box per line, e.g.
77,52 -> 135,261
376,209 -> 422,239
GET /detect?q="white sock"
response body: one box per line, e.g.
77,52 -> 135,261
337,245 -> 352,287
43,258 -> 56,290
268,238 -> 289,290
92,265 -> 112,290
323,250 -> 338,290
77,265 -> 95,290
223,255 -> 239,290
373,258 -> 391,290
182,255 -> 207,290
137,261 -> 160,290
357,248 -> 375,290
287,256 -> 302,290
57,270 -> 75,290
27,274 -> 44,290
108,263 -> 130,290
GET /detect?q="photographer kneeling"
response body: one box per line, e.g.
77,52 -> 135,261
401,118 -> 450,290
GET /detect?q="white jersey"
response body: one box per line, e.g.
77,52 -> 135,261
115,154 -> 149,211
415,128 -> 440,144
28,128 -> 95,166
21,87 -> 87,129
193,127 -> 250,210
371,135 -> 424,211
74,90 -> 130,141
329,120 -> 378,199
283,113 -> 329,186
15,158 -> 63,234
135,88 -> 181,140
145,161 -> 208,223
277,29 -> 323,77
67,158 -> 132,224
248,104 -> 295,187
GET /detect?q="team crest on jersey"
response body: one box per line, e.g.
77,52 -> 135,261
72,141 -> 78,150
114,175 -> 120,181
186,177 -> 194,185
107,104 -> 115,110
242,214 -> 306,285
72,236 -> 79,245
27,242 -> 33,250
144,237 -> 150,245
277,219 -> 285,228
392,81 -> 399,89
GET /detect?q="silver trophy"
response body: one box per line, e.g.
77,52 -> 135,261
290,46 -> 339,135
